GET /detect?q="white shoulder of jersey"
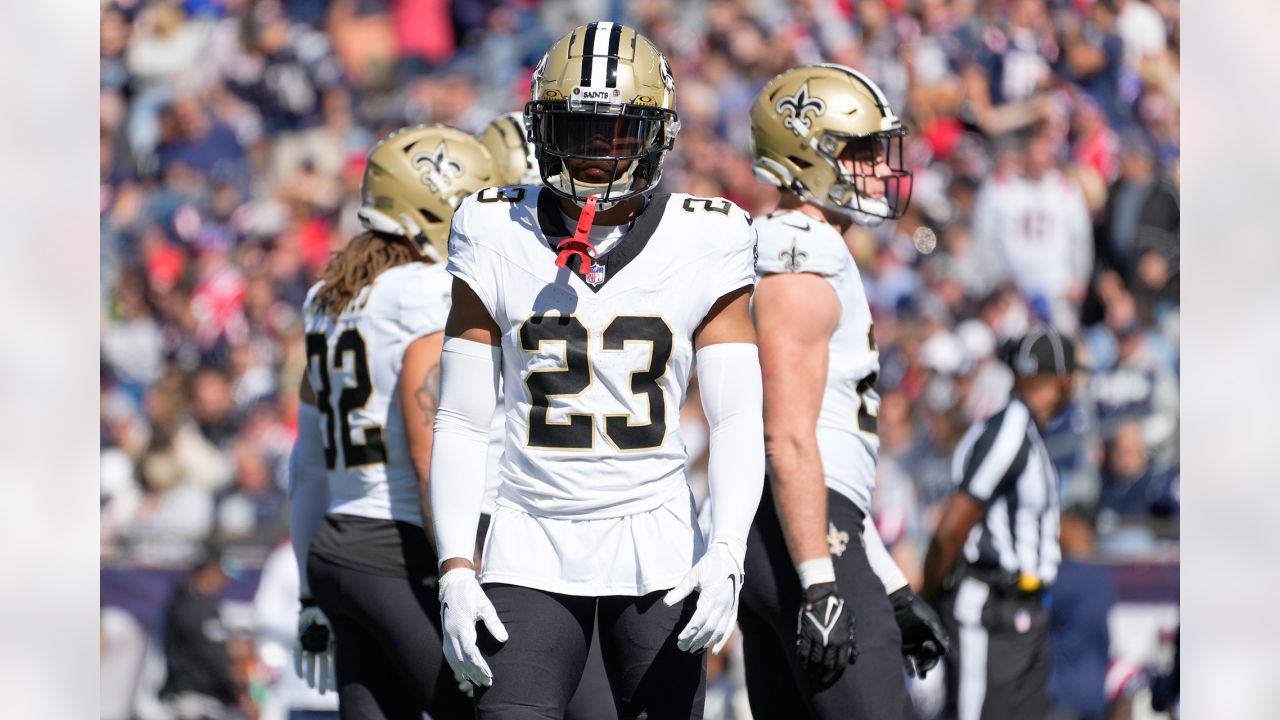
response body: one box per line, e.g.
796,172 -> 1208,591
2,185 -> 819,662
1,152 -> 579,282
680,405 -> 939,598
665,192 -> 754,250
445,186 -> 539,311
448,185 -> 539,253
663,193 -> 757,299
302,280 -> 325,317
370,262 -> 453,338
754,210 -> 848,278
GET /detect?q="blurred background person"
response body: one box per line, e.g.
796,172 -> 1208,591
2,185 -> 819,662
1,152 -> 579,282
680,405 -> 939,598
971,132 -> 1093,335
922,328 -> 1078,720
254,538 -> 340,720
1047,505 -> 1116,720
159,543 -> 247,720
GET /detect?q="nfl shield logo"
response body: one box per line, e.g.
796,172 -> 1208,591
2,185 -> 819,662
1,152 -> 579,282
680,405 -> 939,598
585,262 -> 606,286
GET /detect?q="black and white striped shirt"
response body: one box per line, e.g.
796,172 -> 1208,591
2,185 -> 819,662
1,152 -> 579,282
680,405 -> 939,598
952,396 -> 1061,585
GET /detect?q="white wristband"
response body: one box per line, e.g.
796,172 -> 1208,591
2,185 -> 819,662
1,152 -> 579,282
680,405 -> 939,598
796,558 -> 836,589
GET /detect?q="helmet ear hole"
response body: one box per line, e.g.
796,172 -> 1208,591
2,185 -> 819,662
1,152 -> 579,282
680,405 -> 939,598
419,207 -> 443,224
789,155 -> 813,170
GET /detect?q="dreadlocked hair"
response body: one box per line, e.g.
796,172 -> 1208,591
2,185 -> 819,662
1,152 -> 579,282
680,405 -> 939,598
312,231 -> 421,320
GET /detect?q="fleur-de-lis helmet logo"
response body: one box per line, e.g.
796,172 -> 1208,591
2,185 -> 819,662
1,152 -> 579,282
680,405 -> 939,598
412,141 -> 465,193
659,55 -> 675,91
775,81 -> 826,138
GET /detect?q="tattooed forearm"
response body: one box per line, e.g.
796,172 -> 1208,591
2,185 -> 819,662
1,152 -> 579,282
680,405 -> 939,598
413,363 -> 441,427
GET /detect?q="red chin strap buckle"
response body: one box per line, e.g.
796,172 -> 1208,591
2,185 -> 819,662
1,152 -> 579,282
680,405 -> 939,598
555,194 -> 600,272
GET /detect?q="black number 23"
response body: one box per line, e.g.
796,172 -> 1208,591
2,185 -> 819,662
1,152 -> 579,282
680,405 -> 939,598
520,314 -> 673,451
305,330 -> 387,469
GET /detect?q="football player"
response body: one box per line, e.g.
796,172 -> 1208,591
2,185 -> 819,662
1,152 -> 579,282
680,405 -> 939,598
428,23 -> 765,719
288,124 -> 498,719
477,112 -> 620,720
739,64 -> 951,719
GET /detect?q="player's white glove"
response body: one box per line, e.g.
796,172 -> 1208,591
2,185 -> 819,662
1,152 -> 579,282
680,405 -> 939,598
294,599 -> 336,694
663,541 -> 745,655
439,568 -> 508,688
454,669 -> 475,698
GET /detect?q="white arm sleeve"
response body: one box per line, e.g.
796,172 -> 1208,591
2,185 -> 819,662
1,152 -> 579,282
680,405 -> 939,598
862,513 -> 909,594
697,343 -> 765,567
430,337 -> 502,566
288,402 -> 329,597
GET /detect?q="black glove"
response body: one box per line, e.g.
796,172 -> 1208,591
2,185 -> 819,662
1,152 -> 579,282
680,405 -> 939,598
795,582 -> 857,684
889,587 -> 950,678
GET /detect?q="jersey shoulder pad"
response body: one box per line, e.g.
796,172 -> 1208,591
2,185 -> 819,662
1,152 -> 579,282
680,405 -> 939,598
375,262 -> 451,304
450,185 -> 539,255
363,263 -> 451,334
666,193 -> 752,229
460,186 -> 536,225
659,194 -> 756,302
664,193 -> 754,259
397,262 -> 453,336
754,212 -> 847,277
302,280 -> 325,317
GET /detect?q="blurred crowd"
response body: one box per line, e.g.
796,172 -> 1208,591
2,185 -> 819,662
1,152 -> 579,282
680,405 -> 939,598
100,0 -> 1178,717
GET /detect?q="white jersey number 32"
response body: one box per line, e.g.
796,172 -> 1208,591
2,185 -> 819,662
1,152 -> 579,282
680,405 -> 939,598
305,330 -> 387,469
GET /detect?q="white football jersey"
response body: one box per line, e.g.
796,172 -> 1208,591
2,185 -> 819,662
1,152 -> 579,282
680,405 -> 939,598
448,187 -> 757,522
754,210 -> 880,512
302,262 -> 453,525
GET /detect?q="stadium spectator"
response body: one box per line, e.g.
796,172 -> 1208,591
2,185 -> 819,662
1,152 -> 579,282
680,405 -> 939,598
971,131 -> 1094,334
215,440 -> 288,545
1086,292 -> 1179,464
1048,506 -> 1116,720
1095,140 -> 1158,288
116,447 -> 215,565
159,545 -> 244,720
1097,421 -> 1179,523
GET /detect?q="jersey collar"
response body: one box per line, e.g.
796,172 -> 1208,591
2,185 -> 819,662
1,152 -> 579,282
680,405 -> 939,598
535,188 -> 672,293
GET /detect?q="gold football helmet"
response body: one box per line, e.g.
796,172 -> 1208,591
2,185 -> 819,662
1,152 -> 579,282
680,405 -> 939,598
750,64 -> 912,225
525,22 -> 680,207
477,112 -> 541,186
357,124 -> 498,261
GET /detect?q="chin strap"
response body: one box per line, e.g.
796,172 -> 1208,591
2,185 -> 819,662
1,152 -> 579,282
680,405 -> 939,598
555,194 -> 600,272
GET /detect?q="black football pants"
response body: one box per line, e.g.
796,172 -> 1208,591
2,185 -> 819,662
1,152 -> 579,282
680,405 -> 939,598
307,553 -> 473,720
739,484 -> 916,719
475,584 -> 706,719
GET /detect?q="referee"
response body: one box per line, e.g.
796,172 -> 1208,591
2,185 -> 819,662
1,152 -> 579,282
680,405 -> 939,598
921,327 -> 1080,720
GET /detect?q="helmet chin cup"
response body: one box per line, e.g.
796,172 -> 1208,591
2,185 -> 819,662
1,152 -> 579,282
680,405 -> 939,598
824,182 -> 892,227
752,157 -> 791,188
847,207 -> 887,227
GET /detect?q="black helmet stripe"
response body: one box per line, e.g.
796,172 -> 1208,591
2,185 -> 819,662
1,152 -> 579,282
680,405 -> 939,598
578,21 -> 619,88
580,22 -> 598,87
606,25 -> 622,88
501,115 -> 524,144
